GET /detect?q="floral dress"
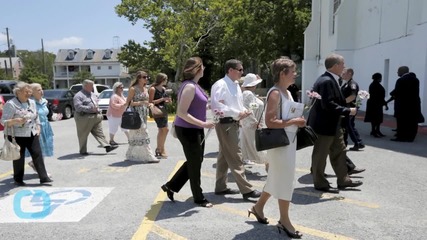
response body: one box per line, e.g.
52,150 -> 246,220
125,86 -> 159,163
25,98 -> 54,157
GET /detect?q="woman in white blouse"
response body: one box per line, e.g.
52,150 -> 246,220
239,73 -> 267,169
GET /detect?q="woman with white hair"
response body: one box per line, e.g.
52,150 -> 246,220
106,82 -> 129,145
1,81 -> 52,186
25,83 -> 54,177
240,73 -> 267,168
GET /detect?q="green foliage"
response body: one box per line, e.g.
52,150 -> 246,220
115,0 -> 311,87
72,71 -> 95,83
18,50 -> 56,88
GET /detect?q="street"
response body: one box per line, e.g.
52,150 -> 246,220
0,116 -> 426,240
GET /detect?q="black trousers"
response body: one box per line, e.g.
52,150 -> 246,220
344,115 -> 363,146
10,133 -> 49,182
166,126 -> 206,202
396,116 -> 418,141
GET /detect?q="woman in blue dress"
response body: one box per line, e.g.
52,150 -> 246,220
26,83 -> 54,173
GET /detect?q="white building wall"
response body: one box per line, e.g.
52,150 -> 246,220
90,64 -> 121,77
303,0 -> 426,119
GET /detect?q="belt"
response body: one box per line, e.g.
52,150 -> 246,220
219,117 -> 238,124
78,112 -> 98,116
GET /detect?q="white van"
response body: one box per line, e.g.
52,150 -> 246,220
69,83 -> 110,97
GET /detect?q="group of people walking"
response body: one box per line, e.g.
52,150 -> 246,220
1,51 -> 423,239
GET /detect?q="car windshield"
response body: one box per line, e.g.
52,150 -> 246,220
43,90 -> 66,98
99,89 -> 128,99
99,90 -> 113,99
70,85 -> 83,93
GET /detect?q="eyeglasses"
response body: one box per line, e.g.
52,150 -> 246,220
234,68 -> 244,72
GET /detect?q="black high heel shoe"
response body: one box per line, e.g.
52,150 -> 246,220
155,149 -> 161,158
161,185 -> 174,202
370,132 -> 380,138
376,131 -> 386,137
277,221 -> 302,239
247,206 -> 269,224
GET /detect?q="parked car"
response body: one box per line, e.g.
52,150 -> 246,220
43,89 -> 75,120
0,80 -> 18,102
98,89 -> 129,117
70,83 -> 110,97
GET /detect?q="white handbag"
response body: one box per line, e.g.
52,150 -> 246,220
1,122 -> 21,161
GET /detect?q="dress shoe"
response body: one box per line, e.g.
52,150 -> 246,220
161,185 -> 174,202
314,186 -> 339,194
376,131 -> 386,137
40,178 -> 53,185
348,168 -> 365,175
105,145 -> 119,153
214,188 -> 240,195
277,221 -> 303,239
242,190 -> 261,200
14,181 -> 26,187
338,180 -> 363,189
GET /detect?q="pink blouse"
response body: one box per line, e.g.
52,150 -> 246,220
107,94 -> 127,117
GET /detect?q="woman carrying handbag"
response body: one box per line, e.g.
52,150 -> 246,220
248,58 -> 305,239
1,81 -> 52,186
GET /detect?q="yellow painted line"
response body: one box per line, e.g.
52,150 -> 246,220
202,171 -> 379,209
0,169 -> 13,179
132,160 -> 185,240
214,204 -> 354,240
151,224 -> 187,240
169,194 -> 354,239
78,167 -> 91,174
0,165 -> 29,179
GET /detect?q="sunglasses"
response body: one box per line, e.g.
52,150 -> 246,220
234,68 -> 244,72
141,76 -> 148,79
117,86 -> 124,89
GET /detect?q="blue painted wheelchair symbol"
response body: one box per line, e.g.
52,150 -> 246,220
13,189 -> 91,219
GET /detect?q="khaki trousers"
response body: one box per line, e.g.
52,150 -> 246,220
74,113 -> 109,154
311,128 -> 351,188
215,122 -> 253,194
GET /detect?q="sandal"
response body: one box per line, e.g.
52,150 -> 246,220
248,206 -> 269,224
195,199 -> 213,208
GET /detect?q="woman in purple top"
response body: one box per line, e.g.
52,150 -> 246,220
161,57 -> 215,208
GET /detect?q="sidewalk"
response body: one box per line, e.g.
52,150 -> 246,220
356,111 -> 427,135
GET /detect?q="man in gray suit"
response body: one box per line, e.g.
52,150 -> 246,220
73,79 -> 118,155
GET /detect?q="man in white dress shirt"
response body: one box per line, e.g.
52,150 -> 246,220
210,59 -> 261,200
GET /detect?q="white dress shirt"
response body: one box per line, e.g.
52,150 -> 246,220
210,75 -> 245,120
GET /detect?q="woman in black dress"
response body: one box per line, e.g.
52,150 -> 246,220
364,73 -> 387,137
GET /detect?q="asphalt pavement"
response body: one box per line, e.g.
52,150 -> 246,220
0,114 -> 426,240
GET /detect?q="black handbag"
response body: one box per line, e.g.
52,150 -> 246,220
255,128 -> 290,151
121,108 -> 142,130
255,89 -> 290,151
296,126 -> 318,150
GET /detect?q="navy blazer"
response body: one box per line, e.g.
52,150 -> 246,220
308,72 -> 351,136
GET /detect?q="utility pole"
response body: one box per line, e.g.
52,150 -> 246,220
41,38 -> 46,74
6,28 -> 13,78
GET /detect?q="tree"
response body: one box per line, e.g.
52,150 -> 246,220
72,71 -> 95,83
18,50 -> 56,87
115,0 -> 311,85
116,0 -> 220,81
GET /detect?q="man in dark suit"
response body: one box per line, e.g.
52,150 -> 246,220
390,66 -> 424,142
308,54 -> 363,193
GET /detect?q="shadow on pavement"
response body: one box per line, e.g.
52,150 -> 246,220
291,186 -> 343,205
232,222 -> 281,240
204,151 -> 219,158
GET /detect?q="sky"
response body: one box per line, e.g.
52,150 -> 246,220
0,0 -> 152,54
